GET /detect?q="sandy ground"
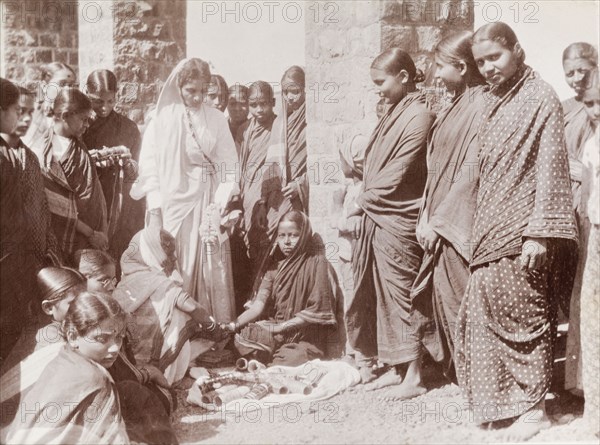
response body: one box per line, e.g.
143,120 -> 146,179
170,362 -> 598,445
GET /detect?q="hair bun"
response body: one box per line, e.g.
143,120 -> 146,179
414,69 -> 426,83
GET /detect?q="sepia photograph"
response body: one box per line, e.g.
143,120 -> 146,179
0,0 -> 599,443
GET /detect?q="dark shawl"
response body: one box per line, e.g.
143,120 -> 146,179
35,129 -> 107,261
83,111 -> 144,266
348,92 -> 435,356
471,66 -> 579,268
238,213 -> 338,354
0,138 -> 27,259
239,114 -> 276,259
263,101 -> 309,239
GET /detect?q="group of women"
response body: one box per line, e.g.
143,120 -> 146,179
0,17 -> 598,444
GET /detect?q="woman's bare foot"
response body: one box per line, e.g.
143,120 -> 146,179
501,401 -> 551,442
380,358 -> 427,401
363,366 -> 403,391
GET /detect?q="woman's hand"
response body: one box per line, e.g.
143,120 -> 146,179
520,237 -> 548,271
145,365 -> 170,389
417,222 -> 439,253
282,180 -> 300,201
89,231 -> 109,250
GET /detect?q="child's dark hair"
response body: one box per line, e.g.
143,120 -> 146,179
0,78 -> 20,108
52,87 -> 92,117
562,42 -> 598,64
62,291 -> 126,339
371,48 -> 425,83
86,69 -> 118,95
435,30 -> 486,87
75,249 -> 115,279
41,62 -> 76,83
176,58 -> 211,89
249,81 -> 275,101
281,66 -> 306,90
228,84 -> 249,101
280,210 -> 305,230
209,74 -> 229,108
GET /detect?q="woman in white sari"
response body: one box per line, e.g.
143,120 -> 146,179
131,58 -> 239,325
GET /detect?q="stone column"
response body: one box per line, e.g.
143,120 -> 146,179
78,0 -> 186,124
0,0 -> 79,87
305,0 -> 474,276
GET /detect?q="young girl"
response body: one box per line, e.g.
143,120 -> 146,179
455,22 -> 578,440
6,292 -> 130,444
33,87 -> 108,263
75,249 -> 117,293
23,62 -> 76,150
83,69 -> 144,277
232,210 -> 339,367
204,74 -> 229,112
411,30 -> 487,389
345,48 -> 435,397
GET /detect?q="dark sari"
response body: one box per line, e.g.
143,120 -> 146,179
34,129 -> 107,263
411,85 -> 486,379
346,92 -> 435,365
83,111 -> 144,273
236,213 -> 340,366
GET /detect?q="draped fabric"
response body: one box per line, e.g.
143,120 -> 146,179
410,86 -> 486,375
239,115 -> 277,264
455,66 -> 579,425
6,346 -> 129,445
131,59 -> 238,311
262,101 -> 309,242
32,129 -> 107,262
113,232 -> 199,385
346,92 -> 435,364
563,97 -> 595,216
83,111 -> 144,272
236,213 -> 339,365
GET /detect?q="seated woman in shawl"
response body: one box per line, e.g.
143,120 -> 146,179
204,74 -> 229,113
31,87 -> 108,264
83,69 -> 144,278
114,228 -> 228,385
455,22 -> 578,441
230,211 -> 339,367
408,31 -> 487,393
23,62 -> 76,150
344,49 -> 435,398
250,67 -> 310,287
131,58 -> 238,326
6,292 -> 129,444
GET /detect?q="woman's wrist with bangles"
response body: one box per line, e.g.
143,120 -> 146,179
139,366 -> 150,385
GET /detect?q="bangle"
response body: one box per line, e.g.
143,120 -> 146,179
140,367 -> 150,384
229,321 -> 238,333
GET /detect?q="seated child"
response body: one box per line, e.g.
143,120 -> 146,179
6,292 -> 130,444
230,210 -> 340,366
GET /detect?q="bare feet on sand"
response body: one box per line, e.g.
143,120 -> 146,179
501,401 -> 551,442
380,383 -> 427,401
363,367 -> 403,391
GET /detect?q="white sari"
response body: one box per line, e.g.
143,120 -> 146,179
131,58 -> 237,323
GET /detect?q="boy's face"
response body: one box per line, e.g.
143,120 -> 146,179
227,94 -> 249,124
248,89 -> 275,125
89,91 -> 116,119
13,95 -> 35,137
87,264 -> 117,293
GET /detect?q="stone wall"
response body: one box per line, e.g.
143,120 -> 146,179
78,0 -> 186,124
305,0 -> 474,279
1,0 -> 79,87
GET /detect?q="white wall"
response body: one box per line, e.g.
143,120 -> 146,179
474,0 -> 599,100
186,0 -> 305,89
